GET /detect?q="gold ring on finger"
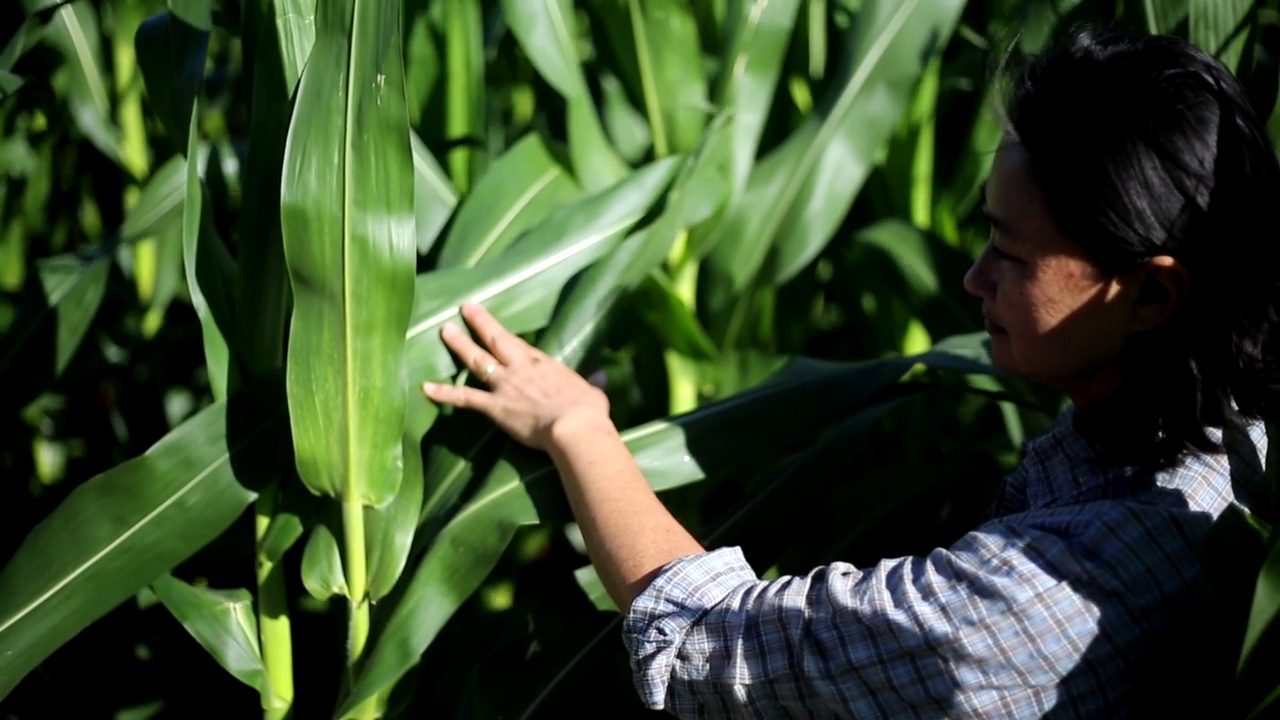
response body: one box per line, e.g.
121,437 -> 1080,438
483,362 -> 498,379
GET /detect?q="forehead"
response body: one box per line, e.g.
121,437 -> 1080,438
985,141 -> 1076,251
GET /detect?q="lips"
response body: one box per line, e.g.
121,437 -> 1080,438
983,312 -> 1008,335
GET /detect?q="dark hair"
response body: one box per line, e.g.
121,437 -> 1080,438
1001,27 -> 1280,468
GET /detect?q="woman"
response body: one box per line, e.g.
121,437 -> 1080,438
421,27 -> 1278,718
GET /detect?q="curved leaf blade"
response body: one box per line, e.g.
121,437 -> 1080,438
411,130 -> 457,257
301,523 -> 348,600
704,0 -> 965,287
44,2 -> 121,162
343,337 -> 994,711
436,133 -> 580,269
715,0 -> 801,200
0,382 -> 287,700
280,0 -> 417,506
152,575 -> 268,695
366,434 -> 425,601
404,157 -> 682,382
499,0 -> 586,98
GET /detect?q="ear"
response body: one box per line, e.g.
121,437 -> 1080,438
1129,255 -> 1188,332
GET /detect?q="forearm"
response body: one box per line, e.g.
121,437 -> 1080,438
548,412 -> 705,612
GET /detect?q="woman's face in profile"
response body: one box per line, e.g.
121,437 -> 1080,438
963,141 -> 1147,402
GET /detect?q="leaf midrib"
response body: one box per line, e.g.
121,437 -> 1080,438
0,407 -> 276,639
463,166 -> 562,267
404,212 -> 641,339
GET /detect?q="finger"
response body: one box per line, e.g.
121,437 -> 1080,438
460,302 -> 533,365
422,381 -> 497,414
441,322 -> 502,381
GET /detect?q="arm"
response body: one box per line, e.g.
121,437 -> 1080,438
421,302 -> 703,611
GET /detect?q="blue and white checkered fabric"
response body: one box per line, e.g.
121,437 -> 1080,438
622,408 -> 1267,718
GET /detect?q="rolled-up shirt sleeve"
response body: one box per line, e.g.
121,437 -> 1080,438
620,506 -> 1202,719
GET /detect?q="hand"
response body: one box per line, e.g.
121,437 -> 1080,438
421,302 -> 613,452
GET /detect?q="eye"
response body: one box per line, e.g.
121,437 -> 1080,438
991,244 -> 1021,263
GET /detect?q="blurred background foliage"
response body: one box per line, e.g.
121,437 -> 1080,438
2,0 -> 1280,717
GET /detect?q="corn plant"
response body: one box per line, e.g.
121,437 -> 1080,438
1,0 -> 1279,717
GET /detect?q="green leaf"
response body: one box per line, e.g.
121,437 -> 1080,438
0,380 -> 288,701
1240,537 -> 1280,672
704,0 -> 966,288
501,0 -> 629,189
167,0 -> 213,31
634,271 -> 719,359
499,0 -> 585,96
0,157 -> 187,391
137,10 -> 236,400
0,70 -> 24,97
624,0 -> 708,156
182,113 -> 238,401
300,523 -> 348,600
0,250 -> 108,385
1,15 -> 44,72
121,156 -> 187,242
365,434 -> 425,601
436,133 -> 581,269
280,0 -> 417,507
152,575 -> 268,694
1189,0 -> 1252,69
260,512 -> 306,565
567,96 -> 633,191
343,338 -> 993,711
276,0 -> 318,94
574,564 -> 614,612
404,156 -> 682,382
714,0 -> 802,200
235,1 -> 293,377
42,1 -> 121,163
538,117 -> 734,368
1143,0 -> 1189,34
411,130 -> 457,256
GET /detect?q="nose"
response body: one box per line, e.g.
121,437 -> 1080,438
963,244 -> 994,301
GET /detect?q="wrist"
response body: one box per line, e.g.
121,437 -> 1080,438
547,409 -> 619,457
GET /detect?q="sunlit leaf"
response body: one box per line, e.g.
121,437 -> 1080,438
436,133 -> 580,269
704,0 -> 966,289
342,336 -> 993,712
403,156 -> 681,382
280,0 -> 417,507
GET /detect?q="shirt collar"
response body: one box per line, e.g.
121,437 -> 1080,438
1019,405 -> 1138,510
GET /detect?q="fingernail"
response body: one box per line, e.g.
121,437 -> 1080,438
441,323 -> 459,337
422,381 -> 438,395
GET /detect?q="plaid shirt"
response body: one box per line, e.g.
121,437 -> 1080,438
622,408 -> 1268,718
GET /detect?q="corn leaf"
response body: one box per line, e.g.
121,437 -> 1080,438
403,156 -> 681,383
41,1 -> 121,163
280,0 -> 417,507
274,0 -> 318,92
0,379 -> 288,701
138,10 -> 237,400
411,130 -> 457,256
365,434 -> 425,601
501,0 -> 629,189
0,156 -> 186,392
1189,0 -> 1252,70
705,0 -> 965,290
151,575 -> 269,696
436,133 -> 580,269
713,0 -> 802,202
301,523 -> 348,600
1143,0 -> 1189,34
343,335 -> 991,713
